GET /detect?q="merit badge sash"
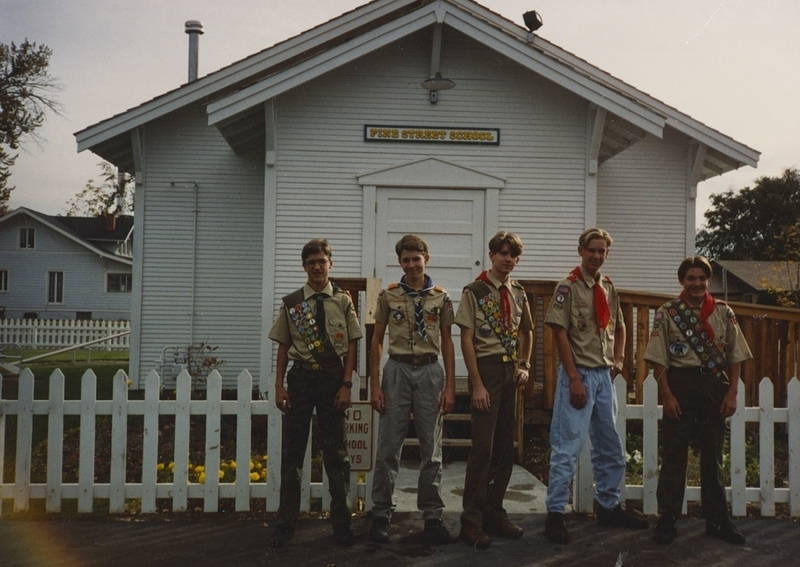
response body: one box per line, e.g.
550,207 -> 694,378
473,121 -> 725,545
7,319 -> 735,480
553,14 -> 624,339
667,297 -> 727,379
465,280 -> 519,362
283,283 -> 344,377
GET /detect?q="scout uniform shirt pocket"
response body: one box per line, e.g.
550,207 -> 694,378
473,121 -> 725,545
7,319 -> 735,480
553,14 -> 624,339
668,332 -> 690,358
571,299 -> 591,334
327,311 -> 348,350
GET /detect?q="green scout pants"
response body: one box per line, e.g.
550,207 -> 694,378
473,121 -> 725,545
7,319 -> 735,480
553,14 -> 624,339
276,364 -> 351,528
657,366 -> 731,523
461,355 -> 517,528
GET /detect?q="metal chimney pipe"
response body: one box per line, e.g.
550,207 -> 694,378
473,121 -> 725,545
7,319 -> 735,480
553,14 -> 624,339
185,20 -> 204,82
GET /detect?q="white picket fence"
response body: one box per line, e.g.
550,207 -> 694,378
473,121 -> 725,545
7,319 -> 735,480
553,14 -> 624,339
0,368 -> 364,516
1,368 -> 799,517
0,319 -> 131,350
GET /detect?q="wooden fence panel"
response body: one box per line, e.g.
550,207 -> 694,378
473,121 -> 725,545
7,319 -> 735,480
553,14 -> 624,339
760,378 -> 776,516
2,369 -> 799,517
46,370 -> 65,512
789,379 -> 800,516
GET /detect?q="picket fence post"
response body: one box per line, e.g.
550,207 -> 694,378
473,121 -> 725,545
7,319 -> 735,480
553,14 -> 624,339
46,369 -> 66,512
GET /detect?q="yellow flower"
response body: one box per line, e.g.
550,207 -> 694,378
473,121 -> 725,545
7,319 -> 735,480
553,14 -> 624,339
229,461 -> 237,469
157,463 -> 165,471
249,472 -> 259,482
254,462 -> 262,470
199,473 -> 206,484
168,462 -> 175,471
259,470 -> 267,480
249,461 -> 255,471
195,465 -> 205,474
127,379 -> 133,387
218,470 -> 225,479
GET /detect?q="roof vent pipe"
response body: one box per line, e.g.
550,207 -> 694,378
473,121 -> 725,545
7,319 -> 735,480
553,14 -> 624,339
185,20 -> 204,82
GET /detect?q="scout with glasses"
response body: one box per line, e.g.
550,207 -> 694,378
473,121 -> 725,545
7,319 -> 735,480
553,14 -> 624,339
267,239 -> 362,548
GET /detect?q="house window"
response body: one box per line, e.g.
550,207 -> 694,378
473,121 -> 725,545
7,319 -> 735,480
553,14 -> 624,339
107,273 -> 132,292
0,270 -> 7,292
48,271 -> 64,303
20,227 -> 35,249
76,311 -> 92,320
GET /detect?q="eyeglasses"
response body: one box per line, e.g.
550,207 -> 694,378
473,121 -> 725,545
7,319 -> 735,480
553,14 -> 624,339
304,259 -> 330,267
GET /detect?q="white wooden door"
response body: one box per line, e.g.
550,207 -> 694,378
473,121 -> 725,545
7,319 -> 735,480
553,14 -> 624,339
375,188 -> 485,376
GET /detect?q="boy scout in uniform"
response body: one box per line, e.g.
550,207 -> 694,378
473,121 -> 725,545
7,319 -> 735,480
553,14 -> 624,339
646,256 -> 751,545
267,239 -> 362,548
368,234 -> 456,545
544,228 -> 648,544
455,231 -> 533,550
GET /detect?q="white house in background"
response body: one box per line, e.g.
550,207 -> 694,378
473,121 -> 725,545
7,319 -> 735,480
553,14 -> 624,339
75,0 -> 759,388
0,207 -> 133,321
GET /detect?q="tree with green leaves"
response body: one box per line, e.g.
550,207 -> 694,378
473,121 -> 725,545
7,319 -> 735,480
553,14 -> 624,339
696,168 -> 800,261
65,161 -> 134,216
0,40 -> 62,215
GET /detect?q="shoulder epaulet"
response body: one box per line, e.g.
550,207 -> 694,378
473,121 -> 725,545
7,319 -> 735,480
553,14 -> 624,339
603,275 -> 614,284
511,280 -> 524,290
387,283 -> 399,290
714,298 -> 728,306
433,285 -> 444,292
566,274 -> 579,283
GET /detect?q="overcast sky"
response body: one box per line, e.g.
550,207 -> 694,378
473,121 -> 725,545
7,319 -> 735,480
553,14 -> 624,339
2,0 -> 798,225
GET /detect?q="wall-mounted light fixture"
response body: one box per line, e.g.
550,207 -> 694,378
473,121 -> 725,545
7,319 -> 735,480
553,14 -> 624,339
421,72 -> 455,104
523,11 -> 543,43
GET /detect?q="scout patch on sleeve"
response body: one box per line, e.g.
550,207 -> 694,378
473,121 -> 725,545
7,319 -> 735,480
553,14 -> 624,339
558,285 -> 570,294
726,307 -> 738,325
378,289 -> 386,296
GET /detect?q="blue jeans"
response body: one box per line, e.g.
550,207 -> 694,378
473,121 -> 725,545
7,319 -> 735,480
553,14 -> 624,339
545,365 -> 625,513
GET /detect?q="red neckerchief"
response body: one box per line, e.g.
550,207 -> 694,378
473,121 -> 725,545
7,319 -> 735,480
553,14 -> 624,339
679,290 -> 716,343
477,271 -> 512,331
569,266 -> 610,333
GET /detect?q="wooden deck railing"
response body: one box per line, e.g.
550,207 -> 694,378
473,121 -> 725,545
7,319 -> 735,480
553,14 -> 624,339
520,280 -> 800,410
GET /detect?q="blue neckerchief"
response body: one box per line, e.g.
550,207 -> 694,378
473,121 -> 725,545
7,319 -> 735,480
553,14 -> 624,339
398,274 -> 434,341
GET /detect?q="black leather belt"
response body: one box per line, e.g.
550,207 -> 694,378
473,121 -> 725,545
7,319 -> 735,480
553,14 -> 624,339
670,365 -> 722,376
477,354 -> 514,364
293,361 -> 323,371
389,353 -> 438,367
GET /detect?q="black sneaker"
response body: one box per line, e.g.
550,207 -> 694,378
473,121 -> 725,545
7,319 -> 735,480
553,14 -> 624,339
268,523 -> 295,548
653,514 -> 678,544
545,511 -> 570,544
333,523 -> 355,547
424,518 -> 450,545
706,520 -> 746,545
369,516 -> 390,544
597,504 -> 649,530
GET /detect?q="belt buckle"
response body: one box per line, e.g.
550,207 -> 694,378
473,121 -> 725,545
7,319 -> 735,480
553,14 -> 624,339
311,363 -> 322,371
502,355 -> 511,363
411,356 -> 423,366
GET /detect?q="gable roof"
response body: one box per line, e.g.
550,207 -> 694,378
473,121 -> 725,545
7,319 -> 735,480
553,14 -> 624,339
75,0 -> 759,180
0,207 -> 133,265
712,260 -> 799,293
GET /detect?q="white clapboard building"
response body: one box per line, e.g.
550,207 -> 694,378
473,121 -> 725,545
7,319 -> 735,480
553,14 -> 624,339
75,0 -> 759,387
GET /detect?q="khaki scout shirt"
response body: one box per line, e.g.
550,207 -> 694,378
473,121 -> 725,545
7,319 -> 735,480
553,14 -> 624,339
644,299 -> 752,369
544,265 -> 623,368
375,283 -> 455,357
268,281 -> 362,362
454,271 -> 533,358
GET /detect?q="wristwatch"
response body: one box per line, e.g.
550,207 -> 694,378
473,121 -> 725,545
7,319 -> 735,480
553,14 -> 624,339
518,360 -> 531,370
341,381 -> 353,388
